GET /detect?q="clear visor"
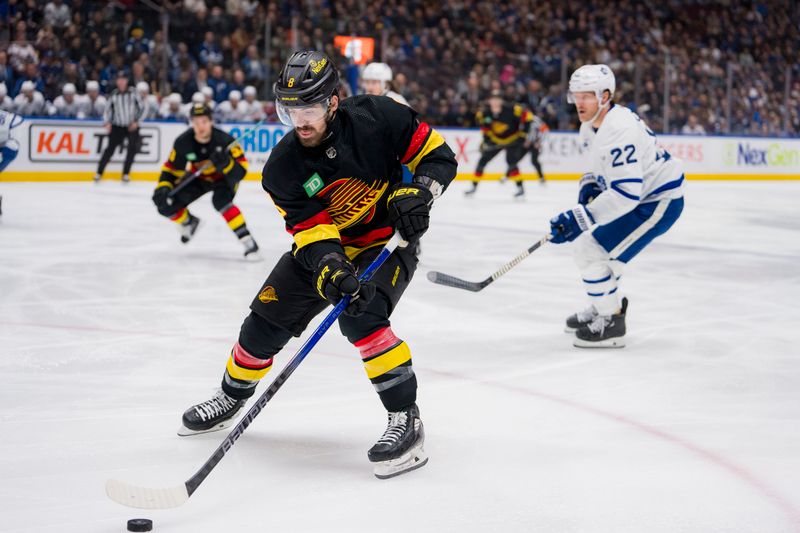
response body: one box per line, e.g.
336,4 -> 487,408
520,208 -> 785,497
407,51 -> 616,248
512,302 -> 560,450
276,99 -> 330,127
567,90 -> 600,104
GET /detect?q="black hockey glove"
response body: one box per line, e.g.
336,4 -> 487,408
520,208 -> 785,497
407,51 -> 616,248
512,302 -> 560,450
210,146 -> 231,172
152,184 -> 173,215
387,183 -> 433,244
313,253 -> 376,316
208,146 -> 238,186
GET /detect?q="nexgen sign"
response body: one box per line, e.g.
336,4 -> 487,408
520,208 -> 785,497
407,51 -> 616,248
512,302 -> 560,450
29,123 -> 160,163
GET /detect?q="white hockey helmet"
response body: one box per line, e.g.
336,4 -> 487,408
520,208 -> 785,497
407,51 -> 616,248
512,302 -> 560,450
136,81 -> 150,94
63,83 -> 76,95
191,91 -> 204,104
201,86 -> 214,99
168,93 -> 182,104
243,85 -> 257,97
229,90 -> 242,101
0,83 -> 6,97
362,62 -> 393,83
21,80 -> 35,93
86,80 -> 100,92
567,64 -> 615,104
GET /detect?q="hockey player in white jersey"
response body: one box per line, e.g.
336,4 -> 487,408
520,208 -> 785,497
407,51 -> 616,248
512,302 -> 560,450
50,83 -> 82,117
549,64 -> 685,348
13,81 -> 46,116
78,81 -> 107,119
361,62 -> 410,106
242,85 -> 265,122
0,84 -> 13,112
0,108 -> 22,178
214,90 -> 248,122
136,82 -> 160,120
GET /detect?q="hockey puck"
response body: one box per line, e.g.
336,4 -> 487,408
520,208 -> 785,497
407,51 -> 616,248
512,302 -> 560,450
127,518 -> 153,532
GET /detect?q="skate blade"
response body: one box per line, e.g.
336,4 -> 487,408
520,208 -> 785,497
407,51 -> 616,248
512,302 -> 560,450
243,251 -> 263,262
573,336 -> 626,349
372,444 -> 428,479
177,417 -> 238,437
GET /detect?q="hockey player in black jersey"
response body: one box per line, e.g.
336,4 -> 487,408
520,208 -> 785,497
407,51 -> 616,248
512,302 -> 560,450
466,90 -> 533,198
151,103 -> 260,259
179,51 -> 457,479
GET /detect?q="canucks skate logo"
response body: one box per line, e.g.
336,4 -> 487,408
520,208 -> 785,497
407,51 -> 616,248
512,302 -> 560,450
258,286 -> 278,303
596,175 -> 607,189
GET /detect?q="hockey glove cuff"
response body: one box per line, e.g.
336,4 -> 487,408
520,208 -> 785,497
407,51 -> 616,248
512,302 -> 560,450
577,173 -> 604,206
387,183 -> 433,244
313,253 -> 376,316
549,204 -> 595,244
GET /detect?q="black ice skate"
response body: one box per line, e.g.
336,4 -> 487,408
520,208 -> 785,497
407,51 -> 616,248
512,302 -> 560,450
179,214 -> 201,244
513,182 -> 525,198
368,403 -> 428,479
573,298 -> 628,348
464,182 -> 478,196
240,235 -> 262,261
565,297 -> 627,333
565,305 -> 598,333
178,388 -> 247,436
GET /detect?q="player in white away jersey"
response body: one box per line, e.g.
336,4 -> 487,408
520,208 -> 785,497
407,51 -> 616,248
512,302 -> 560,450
361,62 -> 410,106
549,64 -> 685,348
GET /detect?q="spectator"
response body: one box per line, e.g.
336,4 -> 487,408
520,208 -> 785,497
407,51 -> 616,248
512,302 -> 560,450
12,62 -> 45,98
8,22 -> 38,74
0,52 -> 14,89
681,114 -> 706,135
198,31 -> 223,67
13,80 -> 47,116
207,65 -> 228,103
44,0 -> 71,30
241,45 -> 266,85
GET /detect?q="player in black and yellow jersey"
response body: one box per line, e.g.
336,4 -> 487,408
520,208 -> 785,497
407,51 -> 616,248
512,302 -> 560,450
178,51 -> 457,479
466,89 -> 533,198
151,103 -> 260,259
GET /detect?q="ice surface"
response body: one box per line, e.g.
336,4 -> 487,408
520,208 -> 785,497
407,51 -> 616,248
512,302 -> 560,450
1,180 -> 799,532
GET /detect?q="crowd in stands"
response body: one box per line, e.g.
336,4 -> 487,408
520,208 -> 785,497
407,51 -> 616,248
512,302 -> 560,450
1,0 -> 797,135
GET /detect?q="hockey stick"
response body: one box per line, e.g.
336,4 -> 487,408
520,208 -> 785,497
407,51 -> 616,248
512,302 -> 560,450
427,234 -> 550,292
106,234 -> 403,509
167,118 -> 267,199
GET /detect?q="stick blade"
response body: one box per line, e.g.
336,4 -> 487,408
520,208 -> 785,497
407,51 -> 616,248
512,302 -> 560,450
426,271 -> 483,292
106,478 -> 190,509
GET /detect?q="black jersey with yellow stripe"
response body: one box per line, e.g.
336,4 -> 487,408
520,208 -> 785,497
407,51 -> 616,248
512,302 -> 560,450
476,103 -> 533,146
158,127 -> 248,188
262,94 -> 457,271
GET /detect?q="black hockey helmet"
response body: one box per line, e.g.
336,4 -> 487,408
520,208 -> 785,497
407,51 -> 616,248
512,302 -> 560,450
189,103 -> 212,118
273,50 -> 339,108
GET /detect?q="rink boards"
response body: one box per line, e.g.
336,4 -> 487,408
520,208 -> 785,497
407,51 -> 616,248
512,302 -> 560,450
1,118 -> 798,181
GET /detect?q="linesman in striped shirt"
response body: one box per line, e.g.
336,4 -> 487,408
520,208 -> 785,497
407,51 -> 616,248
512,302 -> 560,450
93,73 -> 144,183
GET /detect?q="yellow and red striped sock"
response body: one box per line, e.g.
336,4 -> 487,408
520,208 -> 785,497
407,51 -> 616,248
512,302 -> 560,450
170,208 -> 189,224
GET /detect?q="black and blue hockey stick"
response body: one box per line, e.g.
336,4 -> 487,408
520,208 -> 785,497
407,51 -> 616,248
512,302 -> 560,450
106,234 -> 403,509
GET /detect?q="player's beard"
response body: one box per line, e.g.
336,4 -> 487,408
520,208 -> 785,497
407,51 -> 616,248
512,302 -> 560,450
295,117 -> 331,147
